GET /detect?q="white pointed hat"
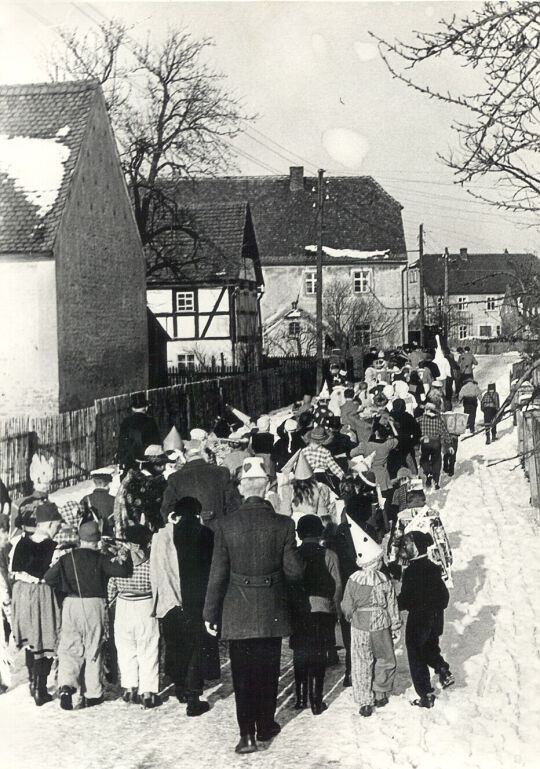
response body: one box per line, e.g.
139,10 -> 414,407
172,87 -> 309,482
346,514 -> 382,566
163,426 -> 184,451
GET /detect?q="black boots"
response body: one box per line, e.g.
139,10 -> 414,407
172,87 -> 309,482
412,693 -> 435,708
308,668 -> 327,716
186,697 -> 210,717
59,685 -> 75,710
32,657 -> 53,707
294,668 -> 308,709
235,735 -> 257,754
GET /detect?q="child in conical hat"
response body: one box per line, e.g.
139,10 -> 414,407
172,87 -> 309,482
341,517 -> 401,717
280,452 -> 337,541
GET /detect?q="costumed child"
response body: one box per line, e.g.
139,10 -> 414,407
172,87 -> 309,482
290,515 -> 342,715
397,530 -> 454,709
481,383 -> 500,444
340,520 -> 401,717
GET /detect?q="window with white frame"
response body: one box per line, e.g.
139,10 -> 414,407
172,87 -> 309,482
408,269 -> 418,284
288,321 -> 301,337
457,297 -> 467,311
305,271 -> 317,295
177,353 -> 195,369
176,291 -> 194,312
352,269 -> 371,294
486,296 -> 496,310
458,325 -> 468,340
479,325 -> 492,337
354,323 -> 371,346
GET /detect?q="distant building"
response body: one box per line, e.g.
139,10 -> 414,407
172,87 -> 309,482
409,249 -> 540,343
0,81 -> 148,415
171,167 -> 409,352
146,202 -> 263,368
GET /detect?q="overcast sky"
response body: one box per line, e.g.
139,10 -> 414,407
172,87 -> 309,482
1,1 -> 538,257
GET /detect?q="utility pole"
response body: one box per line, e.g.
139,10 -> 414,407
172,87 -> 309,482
418,223 -> 425,347
316,169 -> 325,392
443,247 -> 450,341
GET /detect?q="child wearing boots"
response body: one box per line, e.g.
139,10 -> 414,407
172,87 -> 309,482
341,520 -> 401,717
397,530 -> 454,708
290,514 -> 342,715
481,383 -> 500,444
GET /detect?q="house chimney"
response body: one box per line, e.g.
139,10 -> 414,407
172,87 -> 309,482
459,247 -> 468,260
289,166 -> 304,192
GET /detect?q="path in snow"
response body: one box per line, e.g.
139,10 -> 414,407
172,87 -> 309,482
1,354 -> 539,769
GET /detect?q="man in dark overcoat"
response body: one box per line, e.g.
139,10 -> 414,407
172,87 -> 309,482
203,457 -> 304,754
117,393 -> 161,474
160,441 -> 241,529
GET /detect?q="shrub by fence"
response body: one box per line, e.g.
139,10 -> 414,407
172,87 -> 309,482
0,360 -> 316,495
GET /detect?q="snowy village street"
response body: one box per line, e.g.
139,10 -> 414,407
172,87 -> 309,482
0,353 -> 539,769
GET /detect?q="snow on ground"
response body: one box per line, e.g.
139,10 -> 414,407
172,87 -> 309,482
2,353 -> 540,769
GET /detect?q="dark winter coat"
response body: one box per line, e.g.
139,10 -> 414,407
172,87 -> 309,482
117,411 -> 161,469
397,556 -> 449,618
392,410 -> 422,453
173,516 -> 214,621
203,496 -> 304,639
80,488 -> 115,536
44,548 -> 132,598
161,459 -> 241,529
271,433 -> 305,471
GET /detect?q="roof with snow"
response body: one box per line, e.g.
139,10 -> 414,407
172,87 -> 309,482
0,80 -> 100,254
422,252 -> 540,296
145,202 -> 263,286
167,168 -> 407,264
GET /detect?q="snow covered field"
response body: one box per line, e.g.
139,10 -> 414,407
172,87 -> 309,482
2,353 -> 539,769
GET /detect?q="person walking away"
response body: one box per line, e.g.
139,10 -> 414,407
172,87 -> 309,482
481,383 -> 500,444
417,403 -> 452,489
390,399 -> 421,473
161,440 -> 240,530
458,346 -> 478,382
301,426 -> 345,492
114,445 -> 169,537
325,417 -> 356,474
290,514 -> 342,714
280,453 -> 337,537
10,502 -> 63,705
203,457 -> 304,754
10,453 -> 55,538
397,530 -> 454,708
108,524 -> 160,708
80,468 -> 115,537
44,521 -> 132,710
117,393 -> 161,477
272,419 -> 305,472
150,496 -> 215,716
341,520 -> 401,716
458,377 -> 482,433
221,428 -> 252,476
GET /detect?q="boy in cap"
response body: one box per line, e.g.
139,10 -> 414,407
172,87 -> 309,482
341,521 -> 401,716
108,524 -> 160,708
290,514 -> 342,715
10,501 -> 63,705
44,520 -> 132,710
397,530 -> 453,708
480,383 -> 500,444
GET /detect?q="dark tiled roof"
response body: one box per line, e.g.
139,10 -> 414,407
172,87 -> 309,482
146,202 -> 262,285
422,252 -> 540,295
0,80 -> 99,254
168,172 -> 407,263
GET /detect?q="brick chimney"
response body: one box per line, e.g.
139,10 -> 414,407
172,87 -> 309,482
289,166 -> 304,192
459,247 -> 468,260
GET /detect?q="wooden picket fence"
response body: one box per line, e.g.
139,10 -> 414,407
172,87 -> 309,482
511,359 -> 540,509
0,360 -> 316,495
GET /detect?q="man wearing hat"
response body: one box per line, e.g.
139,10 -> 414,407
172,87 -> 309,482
204,457 -> 303,754
161,440 -> 240,530
151,496 -> 215,716
44,520 -> 132,710
10,501 -> 63,706
117,393 -> 161,475
398,530 -> 453,708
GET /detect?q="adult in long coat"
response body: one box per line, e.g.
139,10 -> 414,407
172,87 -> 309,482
203,457 -> 304,755
117,394 -> 161,474
161,442 -> 241,529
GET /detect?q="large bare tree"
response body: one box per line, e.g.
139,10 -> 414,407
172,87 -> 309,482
371,1 -> 540,218
48,20 -> 251,277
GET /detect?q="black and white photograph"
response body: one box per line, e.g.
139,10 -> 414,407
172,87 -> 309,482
0,1 -> 538,767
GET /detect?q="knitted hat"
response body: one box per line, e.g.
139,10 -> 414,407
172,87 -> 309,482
35,501 -> 62,524
407,529 -> 434,556
124,524 -> 153,547
241,457 -> 268,479
79,521 -> 101,542
396,467 -> 413,480
163,426 -> 184,451
296,514 -> 323,540
173,496 -> 202,517
294,451 -> 314,481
